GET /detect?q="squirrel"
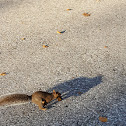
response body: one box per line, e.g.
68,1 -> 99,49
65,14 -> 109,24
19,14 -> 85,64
0,90 -> 62,110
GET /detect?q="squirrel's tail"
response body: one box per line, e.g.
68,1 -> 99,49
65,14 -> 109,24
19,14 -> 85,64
0,94 -> 31,106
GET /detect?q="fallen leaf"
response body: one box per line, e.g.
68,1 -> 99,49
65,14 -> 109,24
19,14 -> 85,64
21,38 -> 26,40
104,46 -> 108,48
57,31 -> 61,34
99,116 -> 108,122
57,30 -> 66,34
0,72 -> 7,76
66,9 -> 72,11
42,45 -> 49,48
83,13 -> 91,17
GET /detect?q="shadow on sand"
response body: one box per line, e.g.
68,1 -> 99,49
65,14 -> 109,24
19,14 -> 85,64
46,75 -> 103,107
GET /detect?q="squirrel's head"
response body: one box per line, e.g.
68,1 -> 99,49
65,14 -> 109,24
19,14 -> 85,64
53,90 -> 62,101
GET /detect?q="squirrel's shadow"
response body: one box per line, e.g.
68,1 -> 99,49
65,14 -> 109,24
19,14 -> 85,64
46,75 -> 103,108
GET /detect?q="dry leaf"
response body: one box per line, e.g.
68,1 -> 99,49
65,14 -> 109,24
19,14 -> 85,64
0,72 -> 7,76
57,30 -> 66,34
42,45 -> 49,48
21,38 -> 26,40
66,9 -> 72,11
104,46 -> 108,48
99,117 -> 108,122
83,13 -> 91,17
57,31 -> 61,34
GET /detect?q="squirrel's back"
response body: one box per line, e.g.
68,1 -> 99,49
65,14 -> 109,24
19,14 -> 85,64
0,94 -> 31,106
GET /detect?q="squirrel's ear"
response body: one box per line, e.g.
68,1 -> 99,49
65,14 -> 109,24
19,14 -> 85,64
53,90 -> 56,94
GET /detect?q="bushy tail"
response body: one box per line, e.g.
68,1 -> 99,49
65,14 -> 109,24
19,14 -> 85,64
0,94 -> 31,106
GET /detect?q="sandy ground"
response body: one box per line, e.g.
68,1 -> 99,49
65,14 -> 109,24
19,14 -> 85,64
0,0 -> 126,125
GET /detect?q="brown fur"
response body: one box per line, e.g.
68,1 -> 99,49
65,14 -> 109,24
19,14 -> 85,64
0,90 -> 62,110
0,94 -> 31,106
